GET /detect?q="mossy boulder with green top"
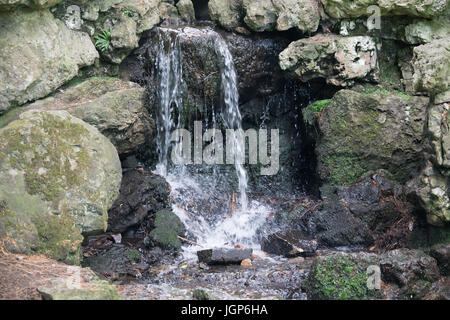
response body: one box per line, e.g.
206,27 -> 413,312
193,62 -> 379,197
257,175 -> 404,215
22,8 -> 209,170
311,88 -> 428,186
0,110 -> 121,263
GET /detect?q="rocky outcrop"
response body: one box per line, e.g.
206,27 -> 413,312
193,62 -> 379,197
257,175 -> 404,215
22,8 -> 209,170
279,35 -> 378,87
0,0 -> 62,11
0,110 -> 121,263
26,77 -> 154,156
306,249 -> 441,300
404,6 -> 450,44
176,0 -> 195,21
406,100 -> 450,226
307,88 -> 428,186
0,8 -> 98,114
208,0 -> 245,30
243,0 -> 320,33
411,39 -> 450,95
0,252 -> 120,300
321,0 -> 449,19
54,0 -> 161,64
108,169 -> 170,233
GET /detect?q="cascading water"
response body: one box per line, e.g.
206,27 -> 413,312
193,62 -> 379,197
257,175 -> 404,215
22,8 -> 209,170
150,27 -> 271,256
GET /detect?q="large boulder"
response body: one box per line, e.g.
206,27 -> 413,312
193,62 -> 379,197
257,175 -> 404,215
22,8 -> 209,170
243,0 -> 320,33
321,0 -> 448,19
26,77 -> 154,156
0,0 -> 62,11
0,252 -> 120,300
208,0 -> 245,30
306,249 -> 440,300
307,88 -> 428,186
404,6 -> 450,45
0,110 -> 121,263
411,38 -> 450,95
56,0 -> 161,64
279,35 -> 378,87
108,169 -> 170,233
0,8 -> 98,114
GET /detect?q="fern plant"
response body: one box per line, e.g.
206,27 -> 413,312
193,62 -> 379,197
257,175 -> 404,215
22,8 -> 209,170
94,29 -> 111,53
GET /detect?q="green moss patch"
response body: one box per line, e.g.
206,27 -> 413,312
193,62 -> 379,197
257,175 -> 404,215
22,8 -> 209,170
307,254 -> 372,300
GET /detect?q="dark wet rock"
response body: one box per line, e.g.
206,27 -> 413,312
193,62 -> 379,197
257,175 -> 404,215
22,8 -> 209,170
290,170 -> 415,249
261,230 -> 317,257
122,26 -> 290,111
429,243 -> 450,276
83,244 -> 149,281
108,169 -> 171,233
145,209 -> 185,250
424,277 -> 450,300
197,248 -> 253,265
224,33 -> 290,103
380,248 -> 440,299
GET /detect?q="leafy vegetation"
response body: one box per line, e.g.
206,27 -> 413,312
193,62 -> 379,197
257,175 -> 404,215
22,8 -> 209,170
94,29 -> 111,53
121,8 -> 135,17
310,99 -> 331,113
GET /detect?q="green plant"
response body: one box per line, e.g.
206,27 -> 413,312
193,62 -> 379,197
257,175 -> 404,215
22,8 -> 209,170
311,99 -> 331,113
121,8 -> 135,17
94,29 -> 111,53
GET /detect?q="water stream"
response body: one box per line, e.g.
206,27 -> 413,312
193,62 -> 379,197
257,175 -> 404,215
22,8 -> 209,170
150,27 -> 272,257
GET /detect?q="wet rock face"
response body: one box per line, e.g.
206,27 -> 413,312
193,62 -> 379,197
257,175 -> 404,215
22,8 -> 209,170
0,8 -> 98,114
0,110 -> 121,264
197,248 -> 253,265
306,248 -> 441,300
224,33 -> 290,103
309,88 -> 428,186
261,230 -> 317,257
291,170 -> 415,248
321,0 -> 449,19
122,26 -> 289,110
26,77 -> 154,156
108,170 -> 170,233
429,243 -> 450,276
380,248 -> 441,299
279,34 -> 379,87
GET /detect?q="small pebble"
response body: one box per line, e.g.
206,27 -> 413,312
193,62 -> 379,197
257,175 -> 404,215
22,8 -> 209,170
241,259 -> 252,267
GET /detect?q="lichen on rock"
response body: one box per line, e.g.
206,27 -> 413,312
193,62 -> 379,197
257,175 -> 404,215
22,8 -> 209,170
0,110 -> 121,263
0,8 -> 98,114
279,34 -> 379,87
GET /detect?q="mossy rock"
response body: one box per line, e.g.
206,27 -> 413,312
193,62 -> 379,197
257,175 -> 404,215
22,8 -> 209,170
0,110 -> 121,263
153,209 -> 185,235
149,227 -> 182,250
314,89 -> 429,186
306,252 -> 380,300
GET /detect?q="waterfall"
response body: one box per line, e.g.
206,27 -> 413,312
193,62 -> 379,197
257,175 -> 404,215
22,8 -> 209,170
149,27 -> 270,255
